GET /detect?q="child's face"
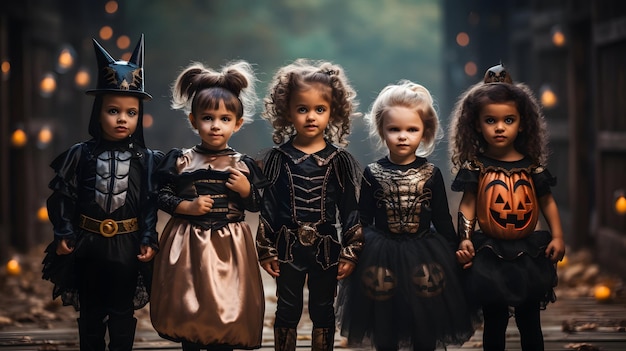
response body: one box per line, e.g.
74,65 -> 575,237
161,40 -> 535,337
287,83 -> 331,146
189,99 -> 243,151
382,106 -> 424,165
100,94 -> 139,141
477,101 -> 521,154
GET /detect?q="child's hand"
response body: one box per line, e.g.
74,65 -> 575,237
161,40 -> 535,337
137,245 -> 155,262
188,194 -> 214,215
56,239 -> 74,255
225,167 -> 251,198
456,250 -> 474,269
337,261 -> 355,280
545,237 -> 565,263
456,239 -> 475,269
261,260 -> 280,278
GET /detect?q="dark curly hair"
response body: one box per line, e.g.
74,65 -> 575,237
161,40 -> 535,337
448,82 -> 549,173
262,58 -> 359,145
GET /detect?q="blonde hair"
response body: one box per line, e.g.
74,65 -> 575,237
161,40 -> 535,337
171,60 -> 258,125
262,58 -> 359,145
365,80 -> 443,157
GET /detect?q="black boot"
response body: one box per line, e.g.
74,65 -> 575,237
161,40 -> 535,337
312,327 -> 334,351
107,317 -> 137,351
274,327 -> 297,351
77,318 -> 106,351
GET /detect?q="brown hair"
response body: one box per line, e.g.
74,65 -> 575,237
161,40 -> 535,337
263,58 -> 359,145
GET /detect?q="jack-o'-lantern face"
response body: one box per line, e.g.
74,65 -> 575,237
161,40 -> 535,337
477,170 -> 539,240
412,262 -> 445,297
361,266 -> 396,301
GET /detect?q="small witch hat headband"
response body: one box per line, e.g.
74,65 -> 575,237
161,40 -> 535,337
86,34 -> 152,100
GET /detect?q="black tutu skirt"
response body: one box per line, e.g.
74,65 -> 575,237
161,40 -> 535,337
337,226 -> 479,349
464,230 -> 557,309
41,232 -> 151,311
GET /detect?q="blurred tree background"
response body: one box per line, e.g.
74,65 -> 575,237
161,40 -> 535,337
122,0 -> 443,165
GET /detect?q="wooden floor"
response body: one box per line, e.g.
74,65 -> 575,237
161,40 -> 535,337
1,293 -> 625,351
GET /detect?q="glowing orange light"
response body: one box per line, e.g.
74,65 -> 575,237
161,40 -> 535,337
121,52 -> 131,61
556,255 -> 568,268
616,195 -> 626,215
464,61 -> 477,76
75,69 -> 90,87
143,113 -> 154,128
456,32 -> 470,47
594,285 -> 611,302
40,73 -> 57,96
11,129 -> 28,148
38,127 -> 53,145
105,1 -> 119,14
37,206 -> 49,222
100,26 -> 114,41
117,35 -> 130,50
552,31 -> 565,47
1,61 -> 9,73
58,48 -> 74,71
541,88 -> 557,108
6,259 -> 21,276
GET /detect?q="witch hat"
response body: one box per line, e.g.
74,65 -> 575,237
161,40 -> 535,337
86,34 -> 152,100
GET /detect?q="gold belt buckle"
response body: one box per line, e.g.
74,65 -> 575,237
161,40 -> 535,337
99,219 -> 119,237
298,223 -> 318,246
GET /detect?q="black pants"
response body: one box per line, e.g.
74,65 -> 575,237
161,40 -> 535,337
482,300 -> 544,351
274,245 -> 338,329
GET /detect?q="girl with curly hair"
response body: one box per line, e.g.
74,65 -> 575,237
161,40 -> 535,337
449,64 -> 565,351
256,59 -> 364,351
150,61 -> 268,351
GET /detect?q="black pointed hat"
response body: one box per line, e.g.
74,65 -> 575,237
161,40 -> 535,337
86,34 -> 152,100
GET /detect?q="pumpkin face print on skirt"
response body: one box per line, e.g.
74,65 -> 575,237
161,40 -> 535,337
412,262 -> 445,298
361,266 -> 397,301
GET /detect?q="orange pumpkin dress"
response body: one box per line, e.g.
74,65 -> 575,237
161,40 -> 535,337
451,155 -> 558,308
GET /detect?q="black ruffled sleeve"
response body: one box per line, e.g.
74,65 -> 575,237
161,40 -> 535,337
332,149 -> 364,264
154,148 -> 185,215
46,143 -> 86,241
240,155 -> 270,212
451,167 -> 479,193
256,148 -> 283,263
140,148 -> 164,249
532,166 -> 557,198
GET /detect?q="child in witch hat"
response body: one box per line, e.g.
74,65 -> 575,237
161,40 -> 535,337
42,34 -> 164,351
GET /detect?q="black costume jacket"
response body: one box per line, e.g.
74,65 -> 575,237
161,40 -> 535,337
44,138 -> 163,309
256,140 -> 363,270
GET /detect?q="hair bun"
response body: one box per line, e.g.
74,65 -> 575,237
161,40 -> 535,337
483,63 -> 513,84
